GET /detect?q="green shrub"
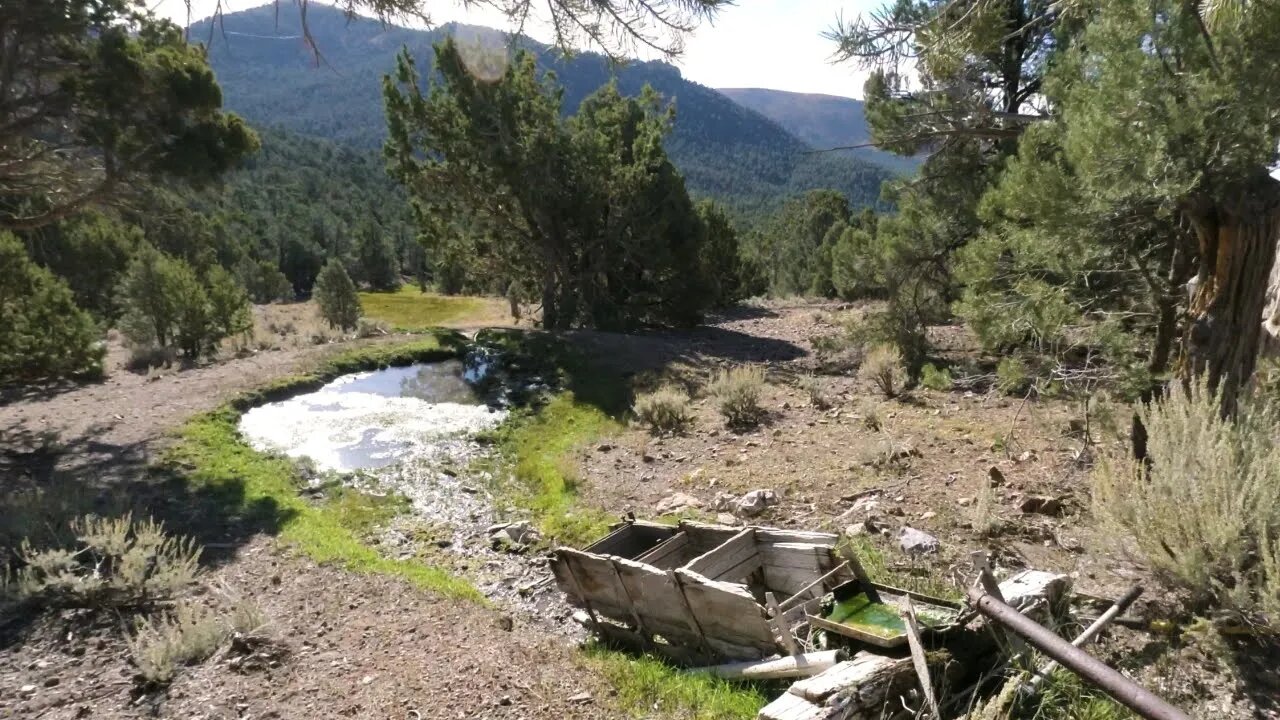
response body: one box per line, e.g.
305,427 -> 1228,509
859,344 -> 903,398
709,366 -> 766,429
0,231 -> 104,382
3,514 -> 201,609
634,385 -> 694,434
996,357 -> 1031,396
1093,381 -> 1280,616
314,259 -> 362,331
127,601 -> 227,684
920,363 -> 953,392
118,245 -> 248,359
355,317 -> 390,338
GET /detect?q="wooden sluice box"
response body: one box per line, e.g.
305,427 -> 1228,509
549,519 -> 962,663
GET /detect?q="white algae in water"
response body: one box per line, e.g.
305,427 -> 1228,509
238,361 -> 506,472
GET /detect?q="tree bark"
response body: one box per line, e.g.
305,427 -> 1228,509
1179,174 -> 1280,416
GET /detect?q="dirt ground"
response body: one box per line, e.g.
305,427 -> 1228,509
2,301 -> 1276,718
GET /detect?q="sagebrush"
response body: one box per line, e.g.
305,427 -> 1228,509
709,366 -> 766,428
127,600 -> 227,684
859,344 -> 903,398
1093,381 -> 1280,618
801,375 -> 833,410
3,514 -> 200,609
634,385 -> 694,434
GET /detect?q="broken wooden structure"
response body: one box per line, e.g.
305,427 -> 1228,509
550,519 -> 1079,720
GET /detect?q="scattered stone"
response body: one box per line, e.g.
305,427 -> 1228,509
735,489 -> 777,518
597,443 -> 614,452
1017,450 -> 1036,463
642,454 -> 655,463
656,493 -> 704,514
435,539 -> 453,549
843,521 -> 874,538
899,526 -> 940,555
886,506 -> 905,517
957,497 -> 973,507
490,520 -> 541,549
1020,496 -> 1064,516
711,491 -> 737,512
496,615 -> 514,632
988,466 -> 1006,486
716,513 -> 739,526
498,696 -> 512,707
20,684 -> 36,695
568,692 -> 593,704
919,511 -> 937,520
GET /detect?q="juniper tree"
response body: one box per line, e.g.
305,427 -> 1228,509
314,259 -> 362,331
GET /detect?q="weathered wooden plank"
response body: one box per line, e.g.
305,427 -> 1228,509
788,652 -> 913,706
684,528 -> 759,580
757,691 -> 831,720
778,562 -> 850,612
679,520 -> 744,554
611,557 -> 708,645
756,527 -> 840,546
584,521 -> 676,559
635,531 -> 690,568
675,568 -> 777,652
701,651 -> 843,681
760,542 -> 832,570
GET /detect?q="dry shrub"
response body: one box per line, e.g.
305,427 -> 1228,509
859,344 -> 903,398
709,366 -> 766,429
3,514 -> 200,609
356,317 -> 390,338
859,401 -> 882,431
801,375 -> 832,410
634,385 -> 693,434
972,478 -> 1002,538
127,600 -> 227,684
1094,381 -> 1280,617
125,345 -> 176,372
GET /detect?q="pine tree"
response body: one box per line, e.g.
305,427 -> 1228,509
0,232 -> 103,382
205,266 -> 253,340
355,225 -> 401,292
314,259 -> 362,331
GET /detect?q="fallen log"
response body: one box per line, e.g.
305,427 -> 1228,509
700,650 -> 845,681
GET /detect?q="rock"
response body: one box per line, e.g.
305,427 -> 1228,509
898,526 -> 940,555
491,520 -> 540,549
886,506 -> 904,517
499,696 -> 512,707
843,521 -> 873,538
486,522 -> 512,535
1017,450 -> 1036,463
919,511 -> 937,520
711,491 -> 737,512
957,497 -> 973,507
656,493 -> 704,514
1020,495 -> 1064,516
642,454 -> 655,463
496,615 -> 514,632
716,513 -> 739,526
20,684 -> 36,695
568,692 -> 593,704
988,466 -> 1006,486
735,489 -> 778,518
596,443 -> 614,452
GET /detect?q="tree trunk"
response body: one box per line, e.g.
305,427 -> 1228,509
1179,175 -> 1280,415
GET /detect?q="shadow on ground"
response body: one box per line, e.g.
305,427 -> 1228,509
0,421 -> 295,645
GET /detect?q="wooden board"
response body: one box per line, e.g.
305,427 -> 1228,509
584,521 -> 677,559
756,528 -> 840,546
635,531 -> 691,569
788,653 -> 912,706
760,543 -> 833,597
678,520 -> 744,554
757,690 -> 833,720
674,568 -> 777,653
683,528 -> 760,581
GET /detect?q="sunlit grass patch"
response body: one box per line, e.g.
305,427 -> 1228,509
359,287 -> 497,330
583,645 -> 770,720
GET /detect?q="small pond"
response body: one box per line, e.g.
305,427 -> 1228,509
238,360 -> 506,472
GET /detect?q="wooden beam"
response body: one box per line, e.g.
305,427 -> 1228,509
765,591 -> 801,656
777,561 -> 849,613
697,650 -> 843,681
902,596 -> 941,719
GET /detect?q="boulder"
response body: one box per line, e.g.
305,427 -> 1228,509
735,489 -> 777,517
656,492 -> 704,514
898,526 -> 940,555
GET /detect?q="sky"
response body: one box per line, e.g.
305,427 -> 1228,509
154,0 -> 880,99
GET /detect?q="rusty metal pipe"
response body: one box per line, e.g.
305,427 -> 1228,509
967,586 -> 1190,720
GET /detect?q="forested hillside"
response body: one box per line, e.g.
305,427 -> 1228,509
194,5 -> 894,217
716,88 -> 920,175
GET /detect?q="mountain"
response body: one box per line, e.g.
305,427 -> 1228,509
193,5 -> 895,219
717,88 -> 920,175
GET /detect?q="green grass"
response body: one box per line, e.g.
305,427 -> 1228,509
167,336 -> 481,602
359,287 -> 491,330
585,646 -> 770,720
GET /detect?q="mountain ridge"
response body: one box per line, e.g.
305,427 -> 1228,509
194,4 -> 895,217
